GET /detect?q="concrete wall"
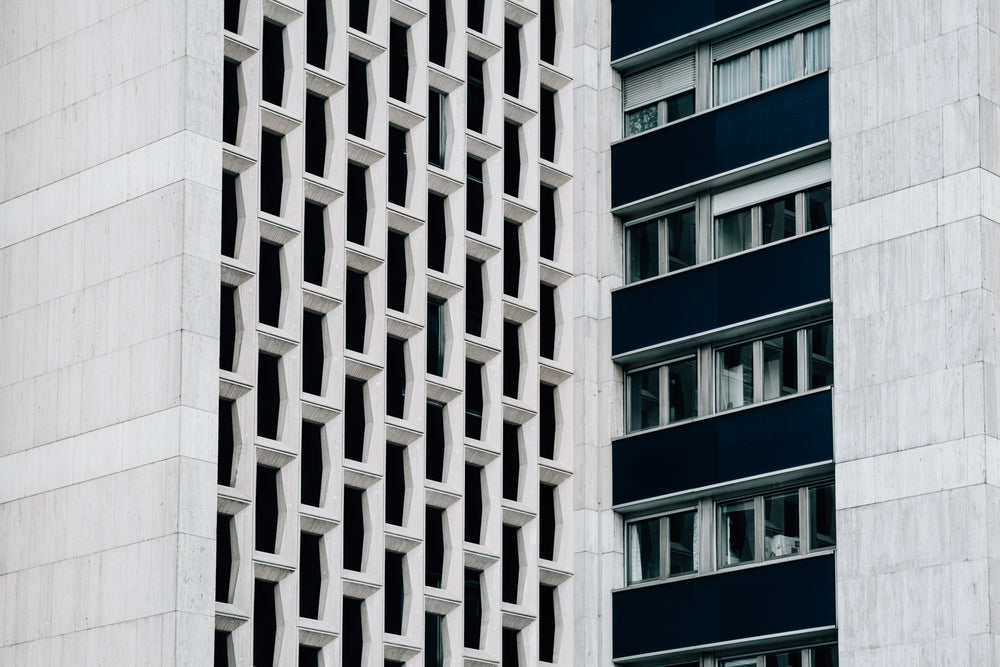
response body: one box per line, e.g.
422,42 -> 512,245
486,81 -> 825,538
832,0 -> 1000,662
0,1 -> 221,663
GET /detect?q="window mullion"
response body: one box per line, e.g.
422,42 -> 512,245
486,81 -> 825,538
700,497 -> 714,574
793,31 -> 805,77
754,495 -> 765,562
797,328 -> 808,392
751,205 -> 762,247
750,49 -> 761,93
659,217 -> 669,279
660,515 -> 670,578
699,345 -> 714,416
795,191 -> 806,235
799,485 -> 809,554
660,364 -> 670,426
697,192 -> 712,265
753,340 -> 763,403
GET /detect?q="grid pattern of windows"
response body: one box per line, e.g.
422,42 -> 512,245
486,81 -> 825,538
217,1 -> 575,664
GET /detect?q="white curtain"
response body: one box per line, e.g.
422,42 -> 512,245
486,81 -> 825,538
628,523 -> 643,583
760,37 -> 795,90
715,53 -> 751,104
804,24 -> 830,74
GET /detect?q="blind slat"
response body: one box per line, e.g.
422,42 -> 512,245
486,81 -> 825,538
713,5 -> 830,62
712,160 -> 831,215
623,54 -> 696,110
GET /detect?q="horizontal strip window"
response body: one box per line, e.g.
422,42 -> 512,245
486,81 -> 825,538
620,8 -> 828,138
655,643 -> 839,667
624,163 -> 830,284
625,481 -> 835,588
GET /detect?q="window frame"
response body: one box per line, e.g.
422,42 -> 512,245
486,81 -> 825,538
621,53 -> 697,137
625,507 -> 700,585
625,354 -> 698,434
624,202 -> 697,283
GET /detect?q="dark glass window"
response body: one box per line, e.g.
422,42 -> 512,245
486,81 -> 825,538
429,0 -> 447,66
255,465 -> 279,553
427,192 -> 447,272
666,90 -> 695,122
388,125 -> 408,206
466,258 -> 484,336
503,422 -> 520,500
540,0 -> 556,64
389,22 -> 409,101
540,483 -> 556,560
539,585 -> 556,662
300,532 -> 322,618
426,613 -> 444,667
468,0 -> 485,33
349,0 -> 369,32
386,336 -> 407,418
540,185 -> 557,260
222,171 -> 239,257
218,398 -> 236,486
343,597 -> 364,666
467,156 -> 485,234
216,514 -> 234,603
503,219 -> 521,296
465,464 -> 483,543
257,352 -> 281,439
345,269 -> 367,352
467,56 -> 485,134
262,21 -> 285,106
344,487 -> 365,571
215,631 -> 232,667
306,0 -> 328,68
220,284 -> 237,371
465,362 -> 484,439
386,443 -> 406,526
299,646 -> 321,667
300,421 -> 323,506
540,283 -> 556,359
305,93 -> 327,176
348,57 -> 369,138
539,383 -> 556,459
346,162 -> 368,244
385,551 -> 405,634
428,90 -> 446,168
344,378 -> 367,461
303,201 -> 325,285
253,580 -> 278,667
504,23 -> 521,97
426,402 -> 446,482
224,0 -> 241,33
503,629 -> 521,667
425,507 -> 445,587
464,568 -> 483,649
302,310 -> 324,395
502,524 -> 520,603
387,230 -> 407,311
504,122 -> 521,197
260,130 -> 283,216
540,88 -> 556,162
223,59 -> 240,145
258,240 -> 282,327
503,320 -> 521,398
427,298 -> 445,376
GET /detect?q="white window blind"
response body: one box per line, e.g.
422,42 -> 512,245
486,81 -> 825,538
712,160 -> 831,215
623,54 -> 696,111
712,5 -> 830,62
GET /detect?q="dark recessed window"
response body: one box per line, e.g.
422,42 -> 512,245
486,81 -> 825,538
504,220 -> 521,297
504,23 -> 521,97
465,464 -> 483,543
540,185 -> 557,260
385,551 -> 405,634
426,613 -> 444,667
220,284 -> 237,371
503,422 -> 520,501
427,192 -> 447,272
215,631 -> 232,667
504,121 -> 521,197
255,464 -> 280,553
464,568 -> 483,649
223,59 -> 240,145
388,125 -> 409,206
389,22 -> 409,101
302,309 -> 324,395
502,524 -> 520,603
426,402 -> 446,482
426,507 -> 445,587
467,156 -> 484,234
262,21 -> 285,106
344,378 -> 367,461
306,0 -> 328,68
386,336 -> 407,419
540,585 -> 557,662
503,629 -> 521,667
303,201 -> 325,285
300,420 -> 323,506
540,483 -> 556,560
387,230 -> 408,311
465,361 -> 484,439
427,297 -> 445,376
346,162 -> 368,244
428,89 -> 446,168
466,258 -> 484,336
348,57 -> 369,138
540,87 -> 556,162
467,56 -> 485,134
540,383 -> 556,459
305,93 -> 327,177
216,514 -> 234,603
349,0 -> 369,32
299,646 -> 321,667
429,0 -> 447,66
540,283 -> 556,359
260,130 -> 284,216
343,597 -> 364,667
218,398 -> 236,486
253,580 -> 277,667
224,0 -> 241,33
345,269 -> 367,352
257,352 -> 281,439
469,0 -> 485,33
300,532 -> 322,619
503,320 -> 521,398
386,443 -> 406,526
258,240 -> 282,327
344,487 -> 365,571
540,0 -> 556,64
221,171 -> 239,257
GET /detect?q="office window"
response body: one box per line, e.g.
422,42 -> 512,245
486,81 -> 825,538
262,20 -> 285,106
465,464 -> 484,543
301,421 -> 323,506
346,162 -> 368,244
717,340 -> 754,411
215,631 -> 232,667
426,401 -> 446,482
386,336 -> 407,418
303,201 -> 326,285
429,0 -> 448,66
467,156 -> 485,234
503,321 -> 521,398
622,54 -> 695,137
808,322 -> 834,389
466,361 -> 484,439
345,269 -> 367,352
721,645 -> 837,667
426,507 -> 445,587
348,57 -> 369,138
300,647 -> 321,667
306,0 -> 328,68
502,524 -> 521,603
254,580 -> 278,667
258,240 -> 282,326
504,122 -> 521,197
626,509 -> 698,584
344,487 -> 365,570
224,0 -> 241,33
539,584 -> 556,662
344,377 -> 367,460
349,0 -> 369,32
464,568 -> 483,649
389,22 -> 409,102
427,297 -> 445,376
220,284 -> 237,371
385,551 -> 405,634
540,185 -> 557,260
502,422 -> 520,500
300,532 -> 322,618
302,310 -> 324,395
503,629 -> 521,667
540,483 -> 556,560
625,205 -> 695,283
386,443 -> 406,525
388,125 -> 409,206
223,59 -> 241,145
260,130 -> 284,216
504,219 -> 521,296
539,382 -> 556,459
540,0 -> 556,64
222,170 -> 239,257
540,87 -> 556,162
763,331 -> 797,400
343,597 -> 364,666
428,193 -> 447,271
255,465 -> 280,553
257,352 -> 281,439
305,93 -> 327,177
426,613 -> 445,667
504,22 -> 521,97
218,398 -> 236,486
805,184 -> 832,231
466,258 -> 484,336
428,89 -> 446,168
468,56 -> 485,134
216,514 -> 235,603
387,230 -> 408,311
626,356 -> 696,433
804,24 -> 831,74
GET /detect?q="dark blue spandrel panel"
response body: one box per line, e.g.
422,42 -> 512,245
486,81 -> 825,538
612,230 -> 830,356
611,74 -> 829,208
612,390 -> 833,505
611,0 -> 769,60
612,554 -> 836,658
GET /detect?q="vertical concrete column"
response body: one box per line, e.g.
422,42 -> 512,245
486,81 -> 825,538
831,0 -> 1000,662
0,0 -> 221,663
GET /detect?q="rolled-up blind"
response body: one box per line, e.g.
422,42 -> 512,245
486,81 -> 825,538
712,159 -> 831,215
712,4 -> 830,62
623,54 -> 696,110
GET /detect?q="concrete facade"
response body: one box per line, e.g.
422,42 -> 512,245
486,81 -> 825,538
831,0 -> 1000,663
0,0 -> 222,664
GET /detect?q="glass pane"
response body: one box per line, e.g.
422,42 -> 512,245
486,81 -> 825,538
808,322 -> 834,389
760,37 -> 795,90
628,367 -> 660,432
667,208 -> 696,272
765,651 -> 803,667
718,342 -> 753,411
626,104 -> 658,136
718,499 -> 755,566
813,645 -> 838,667
761,194 -> 796,244
668,510 -> 698,575
627,517 -> 660,583
810,483 -> 836,549
716,53 -> 751,105
665,90 -> 695,122
764,491 -> 800,560
668,358 -> 697,422
763,333 -> 797,400
804,24 -> 831,74
627,219 -> 659,283
721,660 -> 758,667
805,184 -> 832,231
715,208 -> 752,258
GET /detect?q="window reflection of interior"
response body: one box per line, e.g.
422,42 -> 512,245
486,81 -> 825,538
625,206 -> 695,283
626,509 -> 698,585
626,357 -> 697,433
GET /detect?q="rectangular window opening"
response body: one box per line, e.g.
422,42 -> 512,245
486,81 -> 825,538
540,0 -> 556,64
299,646 -> 321,667
428,89 -> 446,168
389,22 -> 409,101
258,240 -> 282,327
302,310 -> 325,396
345,269 -> 368,353
539,584 -> 556,662
425,506 -> 445,587
540,382 -> 556,459
215,631 -> 232,667
343,597 -> 364,666
256,352 -> 281,439
223,59 -> 240,145
344,377 -> 367,461
385,551 -> 405,635
503,122 -> 521,197
540,88 -> 556,162
386,442 -> 406,526
262,20 -> 286,106
387,230 -> 408,311
348,0 -> 369,32
388,125 -> 409,207
305,93 -> 327,177
253,580 -> 278,667
467,156 -> 485,234
503,320 -> 521,399
347,162 -> 368,245
260,130 -> 284,216
502,422 -> 520,501
218,398 -> 236,486
466,258 -> 485,336
216,514 -> 234,603
426,401 -> 446,482
464,568 -> 483,649
429,0 -> 448,65
306,0 -> 328,68
426,613 -> 445,667
220,284 -> 237,371
224,0 -> 241,33
348,57 -> 369,139
344,487 -> 365,571
540,283 -> 556,360
300,532 -> 322,619
465,361 -> 484,439
427,297 -> 445,376
222,170 -> 239,257
465,464 -> 484,543
540,185 -> 557,260
427,192 -> 448,272
303,201 -> 326,285
504,23 -> 521,97
255,464 -> 280,553
386,336 -> 407,419
502,524 -> 520,603
467,56 -> 485,134
503,629 -> 521,667
540,483 -> 556,560
300,421 -> 324,506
